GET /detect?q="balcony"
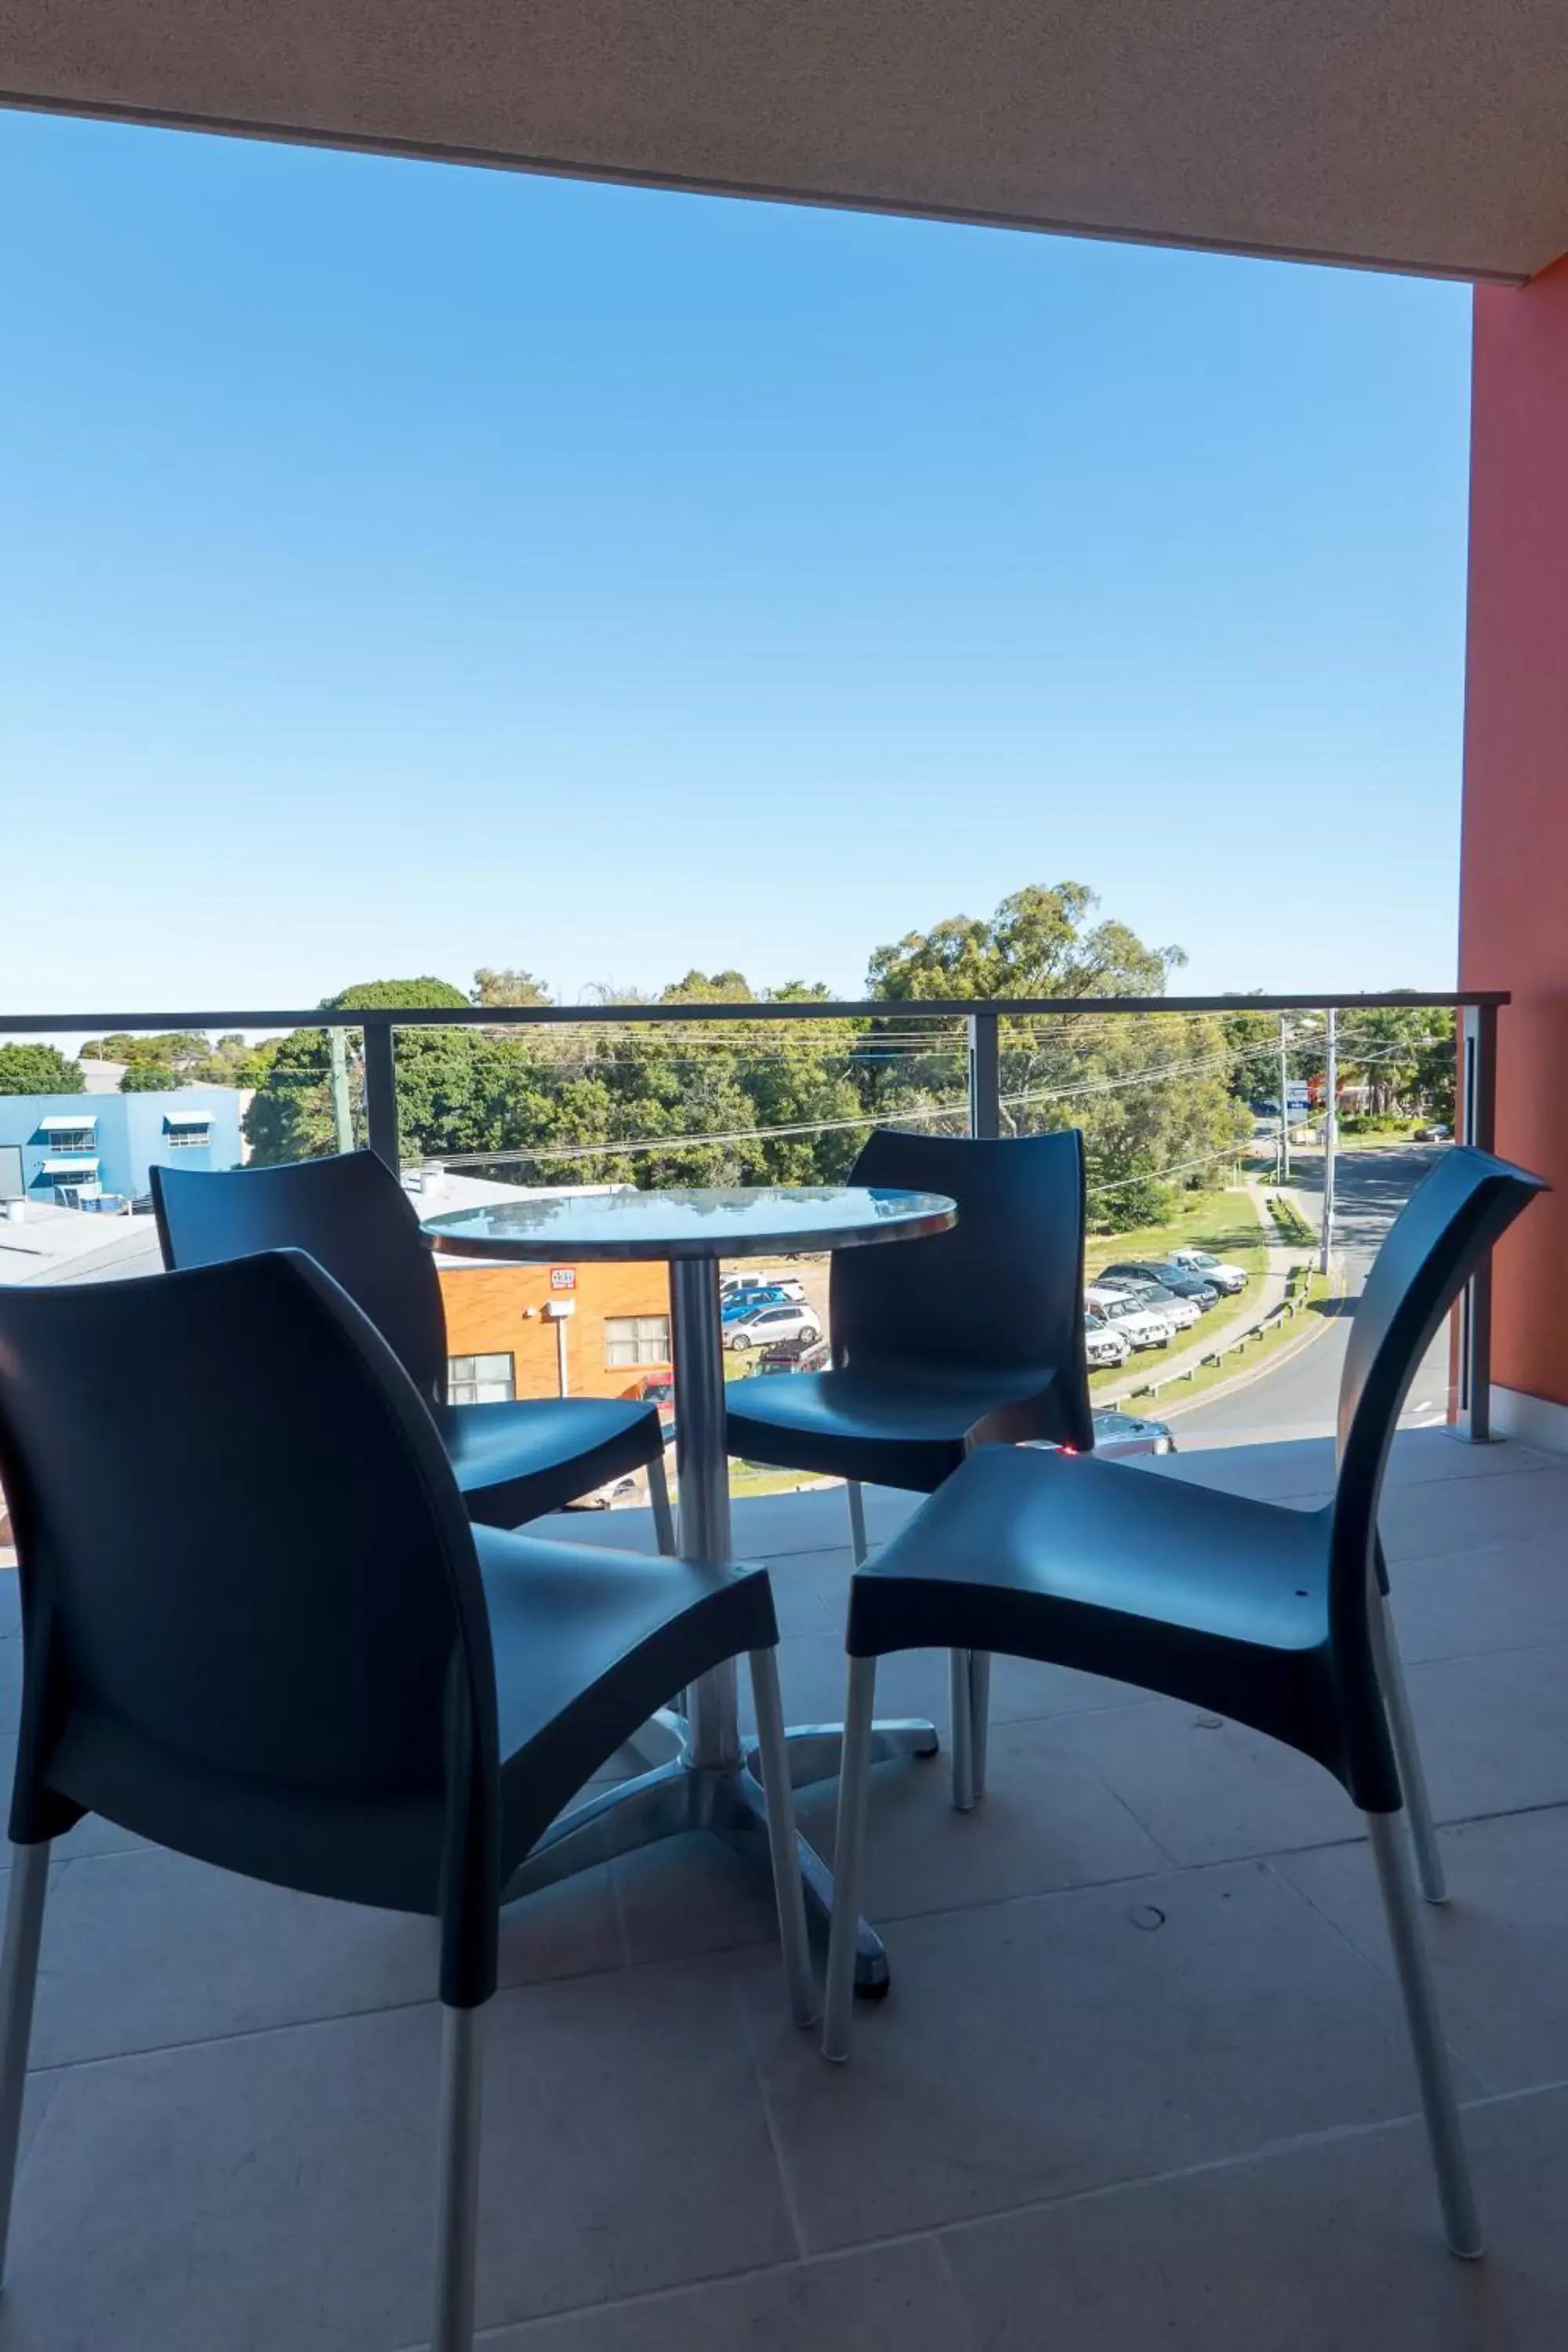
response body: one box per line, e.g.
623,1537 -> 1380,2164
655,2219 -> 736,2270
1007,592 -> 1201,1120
2,1427 -> 1566,2348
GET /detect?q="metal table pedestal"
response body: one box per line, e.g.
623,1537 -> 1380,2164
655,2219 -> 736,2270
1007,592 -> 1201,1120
503,1258 -> 937,1994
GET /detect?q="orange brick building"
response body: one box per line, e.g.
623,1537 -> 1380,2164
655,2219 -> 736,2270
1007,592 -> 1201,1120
434,1257 -> 673,1405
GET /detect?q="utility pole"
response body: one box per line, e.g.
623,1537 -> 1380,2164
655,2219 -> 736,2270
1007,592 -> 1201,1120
1319,1007 -> 1337,1275
328,1026 -> 354,1154
1277,1014 -> 1290,1189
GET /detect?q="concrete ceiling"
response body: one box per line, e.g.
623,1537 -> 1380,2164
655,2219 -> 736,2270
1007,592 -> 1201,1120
5,0 -> 1566,284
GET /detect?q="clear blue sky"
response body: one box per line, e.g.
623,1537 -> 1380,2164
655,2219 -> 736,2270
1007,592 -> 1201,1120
2,109 -> 1473,1020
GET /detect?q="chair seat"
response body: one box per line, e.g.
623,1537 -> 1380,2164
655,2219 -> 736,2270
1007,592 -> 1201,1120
724,1362 -> 1066,1492
475,1526 -> 776,1867
437,1395 -> 664,1526
849,1444 -> 1347,1784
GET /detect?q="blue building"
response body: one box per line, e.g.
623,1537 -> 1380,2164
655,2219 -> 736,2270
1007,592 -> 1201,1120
0,1090 -> 244,1210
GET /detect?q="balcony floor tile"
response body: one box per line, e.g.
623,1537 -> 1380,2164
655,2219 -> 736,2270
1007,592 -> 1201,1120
4,1960 -> 797,2351
12,1846 -> 619,2073
472,2238 -> 969,2352
940,2084 -> 1568,2352
1279,1806 -> 1568,2094
736,1857 -> 1476,2251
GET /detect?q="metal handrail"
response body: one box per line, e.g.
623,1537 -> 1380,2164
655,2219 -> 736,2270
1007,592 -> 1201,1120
0,989 -> 1511,1033
2,987 -> 1503,1439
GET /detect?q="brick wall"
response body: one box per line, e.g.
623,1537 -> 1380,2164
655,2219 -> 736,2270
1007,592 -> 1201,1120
436,1258 -> 673,1400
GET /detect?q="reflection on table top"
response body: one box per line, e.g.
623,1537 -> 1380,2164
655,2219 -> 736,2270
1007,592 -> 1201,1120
421,1182 -> 956,1263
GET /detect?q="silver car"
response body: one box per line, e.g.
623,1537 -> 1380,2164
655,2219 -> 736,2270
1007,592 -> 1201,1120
726,1301 -> 822,1352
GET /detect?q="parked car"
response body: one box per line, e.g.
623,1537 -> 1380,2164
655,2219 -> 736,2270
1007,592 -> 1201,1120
1095,1276 -> 1201,1333
1099,1258 -> 1218,1309
755,1336 -> 832,1374
564,1472 -> 643,1510
1090,1406 -> 1176,1458
720,1272 -> 807,1304
1025,1406 -> 1175,1460
634,1377 -> 676,1429
1414,1123 -> 1450,1143
1163,1246 -> 1249,1295
1083,1286 -> 1174,1349
726,1301 -> 822,1352
721,1284 -> 793,1322
1083,1310 -> 1131,1369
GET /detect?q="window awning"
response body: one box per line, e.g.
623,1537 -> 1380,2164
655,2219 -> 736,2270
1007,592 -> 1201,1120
164,1110 -> 212,1127
41,1156 -> 101,1174
42,1114 -> 97,1130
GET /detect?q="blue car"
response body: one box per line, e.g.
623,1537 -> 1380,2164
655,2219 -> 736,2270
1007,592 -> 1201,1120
721,1285 -> 789,1321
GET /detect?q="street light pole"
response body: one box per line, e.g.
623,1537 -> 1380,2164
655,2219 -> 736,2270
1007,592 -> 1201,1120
1319,1007 -> 1338,1275
328,1025 -> 354,1154
1277,1014 -> 1290,1188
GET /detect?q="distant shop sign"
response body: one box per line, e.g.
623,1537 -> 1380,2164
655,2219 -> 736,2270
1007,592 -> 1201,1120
549,1266 -> 577,1292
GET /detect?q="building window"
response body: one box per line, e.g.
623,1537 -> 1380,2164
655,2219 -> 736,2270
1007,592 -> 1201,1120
604,1314 -> 671,1369
165,1125 -> 211,1149
447,1352 -> 516,1406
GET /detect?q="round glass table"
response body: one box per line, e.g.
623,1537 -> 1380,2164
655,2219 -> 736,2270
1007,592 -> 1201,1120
424,1182 -> 956,1995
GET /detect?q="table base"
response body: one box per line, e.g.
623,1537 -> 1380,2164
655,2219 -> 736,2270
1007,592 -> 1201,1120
502,1719 -> 939,1998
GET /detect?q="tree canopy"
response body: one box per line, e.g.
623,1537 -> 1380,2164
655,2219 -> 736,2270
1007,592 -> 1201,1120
0,1044 -> 84,1095
234,906 -> 1454,1228
236,896 -> 1247,1223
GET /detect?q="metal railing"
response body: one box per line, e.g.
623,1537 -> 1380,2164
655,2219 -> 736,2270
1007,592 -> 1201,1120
2,990 -> 1507,1438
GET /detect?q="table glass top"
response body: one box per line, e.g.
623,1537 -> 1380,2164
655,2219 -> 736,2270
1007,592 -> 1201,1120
422,1183 -> 956,1261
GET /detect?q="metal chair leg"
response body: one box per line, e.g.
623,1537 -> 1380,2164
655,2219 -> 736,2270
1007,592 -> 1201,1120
968,1650 -> 992,1798
0,1840 -> 50,2288
823,1655 -> 879,2062
431,2000 -> 486,2352
1365,1810 -> 1481,2258
845,1479 -> 869,1568
1371,1592 -> 1446,1903
746,1648 -> 818,2027
949,1648 -> 975,1812
648,1450 -> 677,1556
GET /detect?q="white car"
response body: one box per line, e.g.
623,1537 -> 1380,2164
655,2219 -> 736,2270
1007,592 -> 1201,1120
1084,1311 -> 1131,1369
727,1301 -> 822,1352
1164,1247 -> 1249,1296
1084,1286 -> 1174,1350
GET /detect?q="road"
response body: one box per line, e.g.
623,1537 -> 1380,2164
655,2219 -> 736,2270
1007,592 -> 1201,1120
1171,1145 -> 1452,1446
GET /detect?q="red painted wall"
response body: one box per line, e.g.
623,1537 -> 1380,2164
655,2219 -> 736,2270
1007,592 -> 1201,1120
1461,255 -> 1568,1407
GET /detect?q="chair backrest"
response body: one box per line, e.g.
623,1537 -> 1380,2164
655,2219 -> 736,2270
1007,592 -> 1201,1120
152,1149 -> 448,1403
1326,1145 -> 1546,1785
0,1251 -> 499,1994
831,1127 -> 1093,1448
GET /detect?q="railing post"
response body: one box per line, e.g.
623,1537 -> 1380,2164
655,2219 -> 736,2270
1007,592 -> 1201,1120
1455,1001 -> 1498,1443
967,1011 -> 1001,1140
361,1018 -> 401,1171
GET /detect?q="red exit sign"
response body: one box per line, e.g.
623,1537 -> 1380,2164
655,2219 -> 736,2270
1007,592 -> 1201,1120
549,1267 -> 576,1292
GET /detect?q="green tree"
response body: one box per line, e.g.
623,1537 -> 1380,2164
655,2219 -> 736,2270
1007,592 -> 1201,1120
0,1044 -> 85,1095
867,884 -> 1246,1229
470,967 -> 551,1009
120,1062 -> 185,1092
1337,1002 -> 1456,1124
82,1030 -> 212,1075
243,978 -> 476,1165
